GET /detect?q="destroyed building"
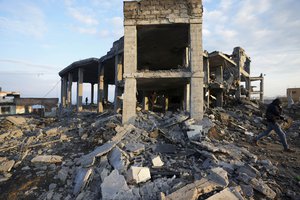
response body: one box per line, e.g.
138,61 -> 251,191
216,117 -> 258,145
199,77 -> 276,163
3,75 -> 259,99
0,87 -> 58,116
59,0 -> 264,124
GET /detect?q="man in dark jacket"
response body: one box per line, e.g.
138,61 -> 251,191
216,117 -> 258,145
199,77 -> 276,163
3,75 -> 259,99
253,98 -> 295,152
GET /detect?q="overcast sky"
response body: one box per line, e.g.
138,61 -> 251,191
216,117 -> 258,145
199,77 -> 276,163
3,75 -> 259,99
0,0 -> 299,101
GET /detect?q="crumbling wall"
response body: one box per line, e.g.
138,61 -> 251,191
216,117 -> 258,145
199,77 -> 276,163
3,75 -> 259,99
124,0 -> 203,25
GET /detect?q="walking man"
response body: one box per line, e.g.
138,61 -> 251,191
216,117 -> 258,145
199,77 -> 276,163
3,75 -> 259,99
253,98 -> 295,152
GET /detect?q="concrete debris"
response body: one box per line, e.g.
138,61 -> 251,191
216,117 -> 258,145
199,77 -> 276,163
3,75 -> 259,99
108,146 -> 128,171
187,125 -> 203,140
101,170 -> 136,200
206,187 -> 244,200
0,98 -> 299,199
31,155 -> 63,164
0,158 -> 15,172
251,178 -> 277,199
73,168 -> 93,195
151,156 -> 164,167
5,116 -> 26,125
127,166 -> 151,184
207,167 -> 229,188
163,177 -> 224,200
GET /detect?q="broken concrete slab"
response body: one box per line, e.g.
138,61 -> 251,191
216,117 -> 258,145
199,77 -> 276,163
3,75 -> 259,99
152,156 -> 164,168
77,142 -> 116,167
125,143 -> 145,156
101,169 -> 136,200
187,125 -> 202,140
237,164 -> 260,178
251,178 -> 276,199
77,124 -> 135,167
73,168 -> 93,195
31,155 -> 63,164
206,187 -> 244,200
127,166 -> 151,184
207,167 -> 229,188
153,144 -> 177,153
163,177 -> 224,200
6,116 -> 26,125
0,159 -> 15,172
108,146 -> 128,171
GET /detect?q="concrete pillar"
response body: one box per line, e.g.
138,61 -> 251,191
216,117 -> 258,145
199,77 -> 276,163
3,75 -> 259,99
61,76 -> 67,108
246,78 -> 251,100
122,25 -> 137,124
114,54 -> 123,112
216,90 -> 223,107
67,73 -> 73,107
184,83 -> 190,112
164,96 -> 169,112
97,64 -> 104,113
104,83 -> 108,103
91,83 -> 94,104
189,23 -> 204,121
77,68 -> 83,112
260,73 -> 264,102
143,94 -> 149,111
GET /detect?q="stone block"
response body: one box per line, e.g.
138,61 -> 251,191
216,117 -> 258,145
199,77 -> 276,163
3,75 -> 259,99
127,166 -> 151,184
152,156 -> 164,167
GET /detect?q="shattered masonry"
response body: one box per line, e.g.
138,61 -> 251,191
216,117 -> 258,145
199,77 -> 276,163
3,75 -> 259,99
58,0 -> 264,124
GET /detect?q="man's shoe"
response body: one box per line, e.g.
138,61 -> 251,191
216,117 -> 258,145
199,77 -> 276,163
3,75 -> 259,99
284,148 -> 296,153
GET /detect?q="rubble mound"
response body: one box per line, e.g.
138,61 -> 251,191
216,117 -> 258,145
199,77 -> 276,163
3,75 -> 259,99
0,101 -> 299,200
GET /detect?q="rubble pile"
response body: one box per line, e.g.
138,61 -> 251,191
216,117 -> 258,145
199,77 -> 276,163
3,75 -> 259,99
0,101 -> 299,200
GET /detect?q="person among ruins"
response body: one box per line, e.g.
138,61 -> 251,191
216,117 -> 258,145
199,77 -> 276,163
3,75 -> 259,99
85,97 -> 88,105
253,98 -> 295,152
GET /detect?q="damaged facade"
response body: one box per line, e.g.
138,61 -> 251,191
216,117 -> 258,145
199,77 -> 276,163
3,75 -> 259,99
59,0 -> 264,124
0,87 -> 58,116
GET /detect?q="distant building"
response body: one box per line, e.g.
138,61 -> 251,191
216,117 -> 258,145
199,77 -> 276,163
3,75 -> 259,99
0,88 -> 59,116
287,88 -> 300,103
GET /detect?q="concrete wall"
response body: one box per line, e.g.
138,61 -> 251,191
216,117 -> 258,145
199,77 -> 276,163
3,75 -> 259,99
14,98 -> 58,112
124,0 -> 202,25
287,88 -> 300,102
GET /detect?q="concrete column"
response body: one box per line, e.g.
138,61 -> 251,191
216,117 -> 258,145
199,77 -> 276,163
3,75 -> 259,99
143,94 -> 149,111
91,83 -> 94,104
104,83 -> 108,103
246,78 -> 251,100
260,73 -> 264,102
61,76 -> 67,108
164,96 -> 169,112
67,73 -> 73,107
114,54 -> 123,112
97,64 -> 104,113
122,25 -> 137,124
189,23 -> 204,121
216,90 -> 223,107
184,83 -> 190,112
77,68 -> 83,112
